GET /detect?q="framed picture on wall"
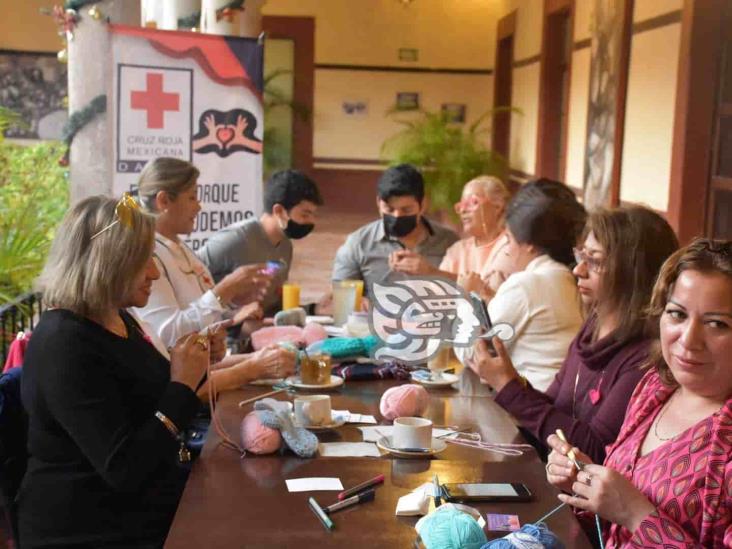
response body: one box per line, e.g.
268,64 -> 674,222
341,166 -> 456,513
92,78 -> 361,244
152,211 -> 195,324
396,92 -> 420,111
342,100 -> 368,117
441,103 -> 466,123
0,50 -> 68,140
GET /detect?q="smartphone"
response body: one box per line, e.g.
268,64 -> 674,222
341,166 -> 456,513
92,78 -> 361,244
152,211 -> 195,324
442,483 -> 532,503
262,260 -> 286,276
469,291 -> 492,331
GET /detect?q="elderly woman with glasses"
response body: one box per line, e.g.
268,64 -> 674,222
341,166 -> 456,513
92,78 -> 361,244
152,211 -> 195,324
134,157 -> 296,389
18,196 -> 208,547
545,239 -> 732,547
470,206 -> 678,462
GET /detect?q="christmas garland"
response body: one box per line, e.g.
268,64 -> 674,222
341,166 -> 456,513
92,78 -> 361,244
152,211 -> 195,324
64,0 -> 98,10
178,1 -> 246,29
59,94 -> 106,166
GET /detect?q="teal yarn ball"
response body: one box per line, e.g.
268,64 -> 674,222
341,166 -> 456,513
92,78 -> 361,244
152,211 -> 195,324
420,507 -> 488,549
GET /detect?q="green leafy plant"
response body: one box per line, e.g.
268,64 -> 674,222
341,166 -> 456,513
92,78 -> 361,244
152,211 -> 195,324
381,107 -> 517,215
0,139 -> 69,304
263,68 -> 310,179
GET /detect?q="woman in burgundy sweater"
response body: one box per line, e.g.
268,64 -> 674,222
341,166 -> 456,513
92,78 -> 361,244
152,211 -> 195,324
471,206 -> 678,463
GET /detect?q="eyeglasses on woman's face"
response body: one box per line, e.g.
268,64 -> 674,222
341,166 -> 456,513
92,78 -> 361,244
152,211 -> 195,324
572,247 -> 604,273
453,194 -> 487,214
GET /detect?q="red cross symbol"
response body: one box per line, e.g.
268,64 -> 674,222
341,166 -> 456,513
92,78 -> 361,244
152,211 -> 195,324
130,73 -> 180,129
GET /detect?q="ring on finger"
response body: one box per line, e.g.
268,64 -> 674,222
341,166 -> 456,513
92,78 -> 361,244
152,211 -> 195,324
583,473 -> 593,486
545,462 -> 554,475
195,335 -> 209,351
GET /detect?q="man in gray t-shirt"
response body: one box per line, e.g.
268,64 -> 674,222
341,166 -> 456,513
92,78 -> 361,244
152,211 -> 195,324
198,170 -> 323,315
332,164 -> 459,297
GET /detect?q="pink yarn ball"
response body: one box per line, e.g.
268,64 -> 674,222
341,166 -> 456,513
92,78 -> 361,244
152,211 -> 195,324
241,411 -> 282,454
302,322 -> 328,346
379,384 -> 430,420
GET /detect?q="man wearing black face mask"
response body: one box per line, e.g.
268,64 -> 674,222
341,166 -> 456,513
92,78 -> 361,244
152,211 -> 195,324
198,169 -> 323,316
332,164 -> 459,299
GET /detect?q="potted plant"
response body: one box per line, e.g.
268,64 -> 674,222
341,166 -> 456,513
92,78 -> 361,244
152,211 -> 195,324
381,107 -> 516,217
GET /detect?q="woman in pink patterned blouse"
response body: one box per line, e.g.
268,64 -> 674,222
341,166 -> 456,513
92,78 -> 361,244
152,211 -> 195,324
545,238 -> 732,548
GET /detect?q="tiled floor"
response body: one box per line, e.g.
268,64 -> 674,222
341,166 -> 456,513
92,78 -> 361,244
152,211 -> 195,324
287,209 -> 373,304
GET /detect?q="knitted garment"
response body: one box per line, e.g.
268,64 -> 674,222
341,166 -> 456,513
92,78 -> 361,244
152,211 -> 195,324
253,398 -> 318,458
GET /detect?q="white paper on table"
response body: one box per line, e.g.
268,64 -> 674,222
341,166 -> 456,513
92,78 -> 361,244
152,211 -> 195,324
395,482 -> 434,516
318,442 -> 381,458
332,410 -> 377,424
358,425 -> 456,443
285,477 -> 344,492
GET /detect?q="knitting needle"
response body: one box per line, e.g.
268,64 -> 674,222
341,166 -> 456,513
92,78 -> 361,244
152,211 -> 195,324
238,387 -> 288,407
555,429 -> 584,471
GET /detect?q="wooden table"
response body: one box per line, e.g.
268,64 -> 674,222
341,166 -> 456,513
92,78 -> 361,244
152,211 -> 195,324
166,379 -> 592,548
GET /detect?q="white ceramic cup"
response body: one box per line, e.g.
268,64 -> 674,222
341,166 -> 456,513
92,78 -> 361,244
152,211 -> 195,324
294,395 -> 331,426
392,417 -> 433,450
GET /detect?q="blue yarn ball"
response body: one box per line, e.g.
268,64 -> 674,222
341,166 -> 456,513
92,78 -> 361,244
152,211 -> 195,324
480,522 -> 565,549
419,507 -> 488,549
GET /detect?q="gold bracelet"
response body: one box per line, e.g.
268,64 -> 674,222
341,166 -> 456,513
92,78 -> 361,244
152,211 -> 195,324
155,410 -> 180,437
155,411 -> 191,463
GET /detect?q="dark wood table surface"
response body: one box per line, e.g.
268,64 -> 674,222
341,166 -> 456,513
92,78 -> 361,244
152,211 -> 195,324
165,379 -> 593,548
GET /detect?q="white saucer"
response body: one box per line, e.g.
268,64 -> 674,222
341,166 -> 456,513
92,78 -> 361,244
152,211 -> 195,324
410,372 -> 459,387
285,375 -> 345,390
292,413 -> 347,431
249,378 -> 284,386
306,315 -> 334,325
376,435 -> 447,458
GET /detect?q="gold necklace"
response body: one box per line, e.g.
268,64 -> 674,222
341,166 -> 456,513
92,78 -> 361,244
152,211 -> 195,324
653,391 -> 680,441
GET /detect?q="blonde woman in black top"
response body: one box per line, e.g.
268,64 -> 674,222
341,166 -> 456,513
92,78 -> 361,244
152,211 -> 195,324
19,196 -> 207,548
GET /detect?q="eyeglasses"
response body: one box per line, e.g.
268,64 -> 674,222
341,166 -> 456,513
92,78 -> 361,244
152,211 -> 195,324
573,247 -> 604,273
453,194 -> 486,214
91,193 -> 140,240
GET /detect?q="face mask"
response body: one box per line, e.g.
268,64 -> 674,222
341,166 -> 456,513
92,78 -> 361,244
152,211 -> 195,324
283,219 -> 314,239
383,214 -> 418,238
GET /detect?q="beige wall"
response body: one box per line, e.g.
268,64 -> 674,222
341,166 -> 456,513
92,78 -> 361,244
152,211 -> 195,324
619,20 -> 681,211
314,70 -> 493,164
565,46 -> 591,190
0,0 -> 60,52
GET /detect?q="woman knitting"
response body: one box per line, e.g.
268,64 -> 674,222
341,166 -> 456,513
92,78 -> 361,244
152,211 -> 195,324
546,239 -> 732,547
471,206 -> 678,463
18,196 -> 207,547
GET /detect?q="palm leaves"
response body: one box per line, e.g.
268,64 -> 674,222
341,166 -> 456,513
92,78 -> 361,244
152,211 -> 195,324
0,139 -> 68,304
381,107 -> 518,214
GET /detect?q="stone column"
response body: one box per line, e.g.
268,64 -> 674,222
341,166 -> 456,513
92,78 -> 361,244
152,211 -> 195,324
68,0 -> 140,203
201,0 -> 266,37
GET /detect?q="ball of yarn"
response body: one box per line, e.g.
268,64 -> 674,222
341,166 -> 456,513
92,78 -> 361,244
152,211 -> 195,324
302,322 -> 328,346
379,384 -> 429,420
241,411 -> 282,454
419,507 -> 487,549
480,523 -> 565,549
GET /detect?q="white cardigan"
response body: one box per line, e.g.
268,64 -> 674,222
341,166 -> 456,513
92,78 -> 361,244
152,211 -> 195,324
134,233 -> 225,348
457,254 -> 583,392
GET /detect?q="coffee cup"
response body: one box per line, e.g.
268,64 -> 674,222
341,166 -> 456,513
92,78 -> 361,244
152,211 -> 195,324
392,417 -> 433,450
294,395 -> 331,426
300,353 -> 332,385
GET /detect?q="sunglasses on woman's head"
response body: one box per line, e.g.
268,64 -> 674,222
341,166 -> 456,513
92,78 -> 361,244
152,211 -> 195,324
91,193 -> 141,240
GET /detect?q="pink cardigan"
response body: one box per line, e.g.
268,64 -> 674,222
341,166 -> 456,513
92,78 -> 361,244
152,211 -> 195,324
602,369 -> 732,547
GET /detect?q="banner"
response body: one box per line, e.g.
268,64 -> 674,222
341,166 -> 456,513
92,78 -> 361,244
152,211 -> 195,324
111,25 -> 264,250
